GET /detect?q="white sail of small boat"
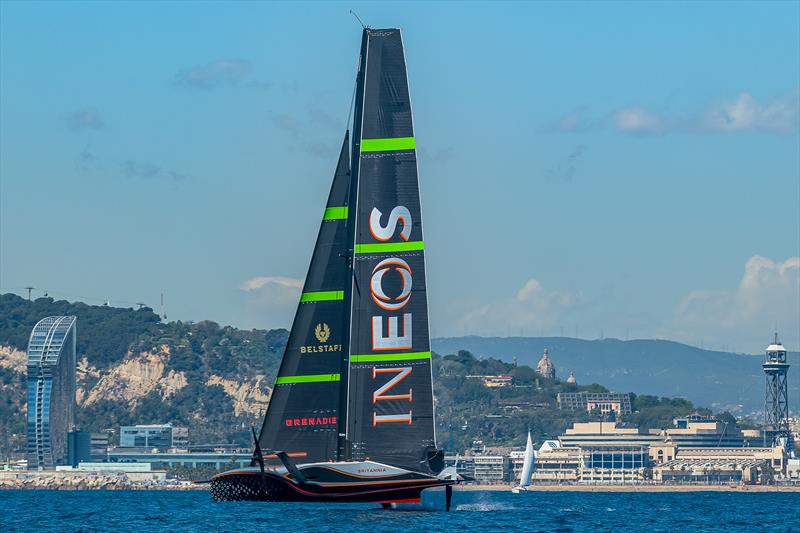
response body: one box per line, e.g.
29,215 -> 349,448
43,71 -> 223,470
511,431 -> 534,493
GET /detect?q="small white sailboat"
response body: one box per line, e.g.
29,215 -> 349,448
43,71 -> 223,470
511,431 -> 534,493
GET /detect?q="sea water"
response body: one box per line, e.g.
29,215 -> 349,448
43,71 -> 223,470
1,489 -> 798,532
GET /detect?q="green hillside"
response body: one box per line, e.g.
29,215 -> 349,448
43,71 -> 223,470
0,293 -> 712,458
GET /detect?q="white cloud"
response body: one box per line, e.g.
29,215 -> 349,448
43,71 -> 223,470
614,107 -> 664,133
670,256 -> 800,351
240,276 -> 303,291
453,278 -> 578,336
702,91 -> 799,133
239,276 -> 303,329
558,89 -> 799,136
175,58 -> 270,89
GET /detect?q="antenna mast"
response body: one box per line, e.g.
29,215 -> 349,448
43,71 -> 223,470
349,10 -> 368,29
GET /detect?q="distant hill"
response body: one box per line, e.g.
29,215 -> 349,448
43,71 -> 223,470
432,336 -> 800,415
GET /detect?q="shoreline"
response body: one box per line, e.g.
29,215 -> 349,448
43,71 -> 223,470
2,481 -> 799,492
457,484 -> 800,492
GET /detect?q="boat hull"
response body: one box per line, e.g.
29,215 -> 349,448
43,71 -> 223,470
209,462 -> 452,503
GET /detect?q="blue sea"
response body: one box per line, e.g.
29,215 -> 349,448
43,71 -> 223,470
1,489 -> 799,532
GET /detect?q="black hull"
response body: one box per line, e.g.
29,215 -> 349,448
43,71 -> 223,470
210,470 -> 450,503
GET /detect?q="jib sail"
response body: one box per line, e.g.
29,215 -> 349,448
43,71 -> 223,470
257,132 -> 351,463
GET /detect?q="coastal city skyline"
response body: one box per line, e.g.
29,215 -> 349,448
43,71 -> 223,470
1,2 -> 799,525
1,1 -> 798,354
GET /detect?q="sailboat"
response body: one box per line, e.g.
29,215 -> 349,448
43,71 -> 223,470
210,27 -> 457,508
511,431 -> 535,493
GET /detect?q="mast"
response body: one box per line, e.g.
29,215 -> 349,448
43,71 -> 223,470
337,29 -> 369,462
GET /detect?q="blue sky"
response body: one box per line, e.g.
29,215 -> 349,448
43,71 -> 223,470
1,1 -> 798,353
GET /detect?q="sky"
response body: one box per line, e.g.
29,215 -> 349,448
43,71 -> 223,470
1,1 -> 798,354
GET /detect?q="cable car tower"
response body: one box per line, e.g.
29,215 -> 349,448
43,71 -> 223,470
763,332 -> 790,447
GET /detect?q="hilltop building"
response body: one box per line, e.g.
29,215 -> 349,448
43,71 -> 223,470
566,371 -> 577,385
26,316 -> 77,470
557,392 -> 633,416
465,374 -> 514,388
535,348 -> 556,379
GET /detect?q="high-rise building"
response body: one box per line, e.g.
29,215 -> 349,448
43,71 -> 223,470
26,316 -> 77,470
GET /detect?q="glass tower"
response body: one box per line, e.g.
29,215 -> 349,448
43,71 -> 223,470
26,316 -> 77,470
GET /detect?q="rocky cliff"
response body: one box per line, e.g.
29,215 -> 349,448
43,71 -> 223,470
0,293 -> 285,456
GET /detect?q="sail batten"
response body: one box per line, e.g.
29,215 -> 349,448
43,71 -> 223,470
350,351 -> 431,363
361,137 -> 416,152
354,241 -> 424,254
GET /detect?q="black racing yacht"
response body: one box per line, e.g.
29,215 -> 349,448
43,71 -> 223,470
210,27 -> 458,509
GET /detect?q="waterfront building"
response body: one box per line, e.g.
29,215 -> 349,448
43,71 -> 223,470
674,445 -> 786,472
787,458 -> 800,481
108,449 -> 252,470
67,431 -> 109,466
26,316 -> 77,470
535,348 -> 556,379
529,442 -> 582,483
509,449 -> 526,479
578,446 -> 649,484
473,455 -> 509,483
557,392 -> 632,416
664,415 -> 748,448
559,421 -> 660,448
172,427 -> 189,449
560,419 -> 756,451
653,459 -> 766,484
55,462 -> 167,482
119,424 -> 175,448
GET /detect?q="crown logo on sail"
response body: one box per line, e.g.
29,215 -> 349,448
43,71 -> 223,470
315,323 -> 331,343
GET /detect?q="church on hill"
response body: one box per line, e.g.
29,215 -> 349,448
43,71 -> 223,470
535,348 -> 556,380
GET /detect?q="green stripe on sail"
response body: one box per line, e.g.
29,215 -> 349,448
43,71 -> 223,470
354,241 -> 424,254
275,373 -> 340,384
361,137 -> 416,152
323,206 -> 348,220
350,351 -> 432,363
300,290 -> 344,302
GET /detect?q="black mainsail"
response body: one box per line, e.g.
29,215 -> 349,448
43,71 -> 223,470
345,28 -> 437,473
211,28 -> 451,506
258,132 -> 351,463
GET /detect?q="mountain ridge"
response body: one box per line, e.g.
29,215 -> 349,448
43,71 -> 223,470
432,336 -> 800,414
